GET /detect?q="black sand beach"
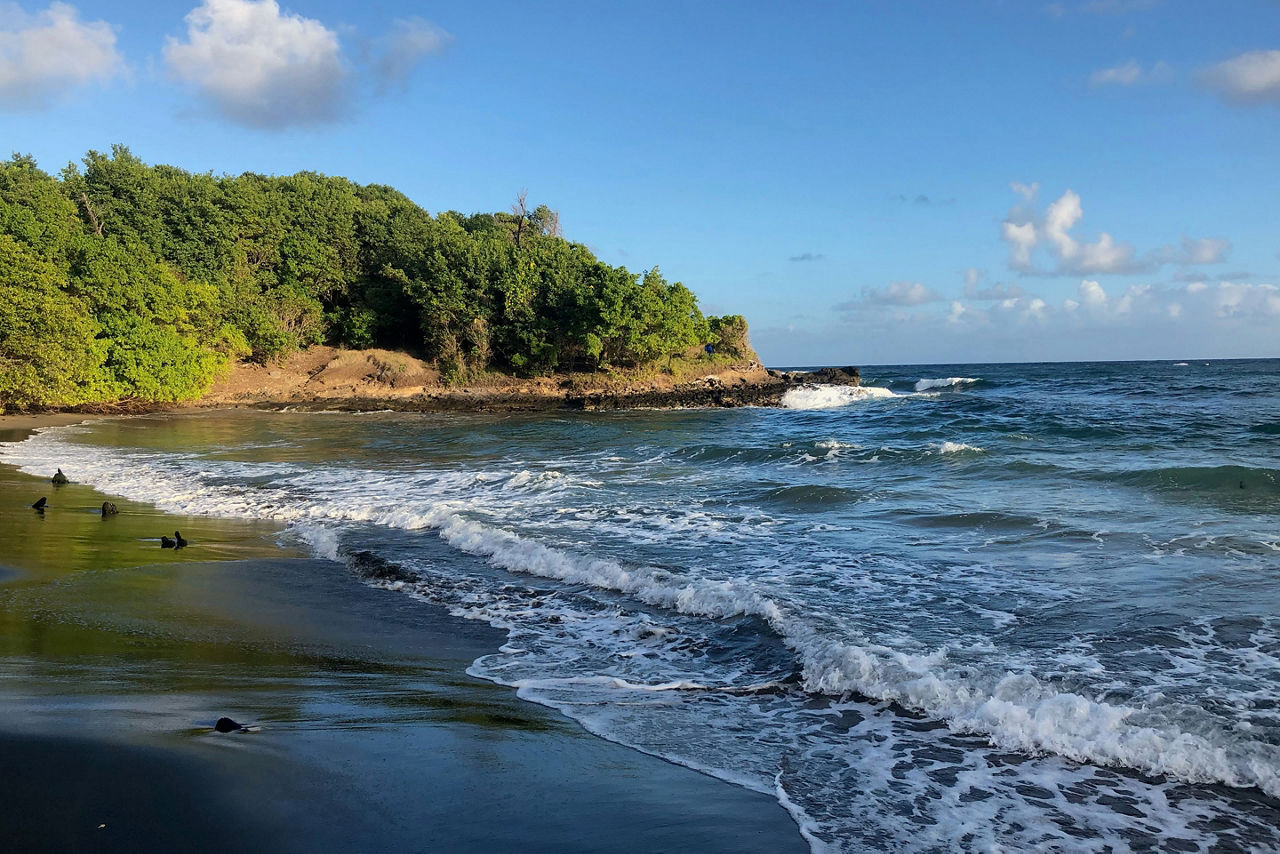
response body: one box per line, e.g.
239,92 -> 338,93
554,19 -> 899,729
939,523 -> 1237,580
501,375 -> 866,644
0,422 -> 806,853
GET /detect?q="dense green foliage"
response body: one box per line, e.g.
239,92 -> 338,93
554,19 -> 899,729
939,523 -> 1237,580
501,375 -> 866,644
0,146 -> 740,408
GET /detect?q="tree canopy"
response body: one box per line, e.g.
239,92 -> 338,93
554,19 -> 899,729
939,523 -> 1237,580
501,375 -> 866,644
0,146 -> 748,409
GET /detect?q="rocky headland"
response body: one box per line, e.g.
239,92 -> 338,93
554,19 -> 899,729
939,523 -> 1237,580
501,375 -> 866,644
180,347 -> 861,413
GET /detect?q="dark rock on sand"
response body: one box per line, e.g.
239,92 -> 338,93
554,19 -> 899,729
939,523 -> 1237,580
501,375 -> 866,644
213,717 -> 247,733
101,501 -> 118,517
345,549 -> 419,584
31,497 -> 47,511
160,535 -> 176,549
174,530 -> 188,549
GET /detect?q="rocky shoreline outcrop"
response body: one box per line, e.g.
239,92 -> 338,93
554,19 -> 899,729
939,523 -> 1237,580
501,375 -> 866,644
229,365 -> 862,413
6,348 -> 861,416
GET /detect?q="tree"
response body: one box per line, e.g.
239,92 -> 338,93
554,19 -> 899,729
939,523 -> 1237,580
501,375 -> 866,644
0,235 -> 107,408
0,147 -> 741,404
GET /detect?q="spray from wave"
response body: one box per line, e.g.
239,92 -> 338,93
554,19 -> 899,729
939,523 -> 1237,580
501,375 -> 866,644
780,385 -> 899,410
936,441 -> 985,454
914,377 -> 980,392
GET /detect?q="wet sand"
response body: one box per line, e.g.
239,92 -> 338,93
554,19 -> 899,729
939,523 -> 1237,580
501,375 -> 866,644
0,435 -> 807,853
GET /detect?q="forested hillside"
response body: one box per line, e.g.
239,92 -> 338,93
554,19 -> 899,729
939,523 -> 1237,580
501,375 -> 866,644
0,146 -> 748,409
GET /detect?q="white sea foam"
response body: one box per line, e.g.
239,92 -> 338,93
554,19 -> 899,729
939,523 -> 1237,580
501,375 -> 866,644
293,522 -> 341,561
914,377 -> 980,392
781,385 -> 898,410
5,423 -> 1280,818
937,441 -> 985,454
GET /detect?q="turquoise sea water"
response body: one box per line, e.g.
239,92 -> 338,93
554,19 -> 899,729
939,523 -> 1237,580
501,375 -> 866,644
3,358 -> 1278,852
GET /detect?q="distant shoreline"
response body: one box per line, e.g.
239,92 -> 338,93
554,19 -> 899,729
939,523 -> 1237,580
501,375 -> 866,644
3,346 -> 861,417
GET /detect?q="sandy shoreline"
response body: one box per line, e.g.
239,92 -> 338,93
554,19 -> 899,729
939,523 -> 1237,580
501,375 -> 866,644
0,431 -> 807,852
0,412 -> 110,431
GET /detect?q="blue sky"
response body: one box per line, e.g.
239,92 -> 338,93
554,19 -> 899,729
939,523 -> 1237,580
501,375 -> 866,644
2,0 -> 1277,366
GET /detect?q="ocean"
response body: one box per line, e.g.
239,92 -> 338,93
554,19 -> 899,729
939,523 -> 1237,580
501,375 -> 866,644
3,358 -> 1277,852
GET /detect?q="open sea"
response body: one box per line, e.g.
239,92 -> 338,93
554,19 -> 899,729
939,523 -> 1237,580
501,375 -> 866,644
3,358 -> 1278,852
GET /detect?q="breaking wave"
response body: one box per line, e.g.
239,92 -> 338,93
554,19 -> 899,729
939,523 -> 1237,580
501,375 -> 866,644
780,385 -> 899,410
2,422 -> 1278,805
914,376 -> 981,392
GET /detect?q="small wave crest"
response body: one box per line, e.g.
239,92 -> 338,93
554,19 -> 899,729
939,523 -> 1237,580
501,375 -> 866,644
914,377 -> 980,392
936,441 -> 985,455
781,385 -> 898,410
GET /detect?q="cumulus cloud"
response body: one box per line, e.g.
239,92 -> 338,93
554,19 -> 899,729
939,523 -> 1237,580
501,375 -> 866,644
1002,221 -> 1039,271
1000,185 -> 1229,276
0,2 -> 124,107
895,276 -> 1276,359
1202,50 -> 1280,106
760,275 -> 1279,364
1089,59 -> 1173,87
1001,187 -> 1140,274
1072,278 -> 1280,322
789,252 -> 825,262
836,281 -> 943,310
372,16 -> 452,90
1043,190 -> 1141,273
165,0 -> 349,128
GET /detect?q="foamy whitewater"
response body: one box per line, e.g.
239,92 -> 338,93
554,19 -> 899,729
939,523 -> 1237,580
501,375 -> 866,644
4,358 -> 1279,852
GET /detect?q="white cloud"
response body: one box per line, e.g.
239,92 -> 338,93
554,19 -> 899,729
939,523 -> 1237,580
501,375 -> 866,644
372,16 -> 452,90
996,278 -> 1280,327
1079,279 -> 1108,310
1040,188 -> 1140,274
1001,186 -> 1228,276
1091,60 -> 1142,86
1210,280 -> 1280,318
861,281 -> 943,306
0,2 -> 124,107
1010,181 -> 1039,202
164,0 -> 348,128
912,277 -> 1280,359
1089,59 -> 1173,87
833,281 -> 943,313
1002,221 -> 1039,272
1203,50 -> 1280,106
757,276 -> 1279,364
1156,236 -> 1232,266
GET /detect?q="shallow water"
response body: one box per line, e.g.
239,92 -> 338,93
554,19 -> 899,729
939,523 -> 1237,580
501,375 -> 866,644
3,358 -> 1278,852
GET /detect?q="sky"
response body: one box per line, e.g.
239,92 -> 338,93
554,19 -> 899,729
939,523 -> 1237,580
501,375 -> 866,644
2,0 -> 1278,366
